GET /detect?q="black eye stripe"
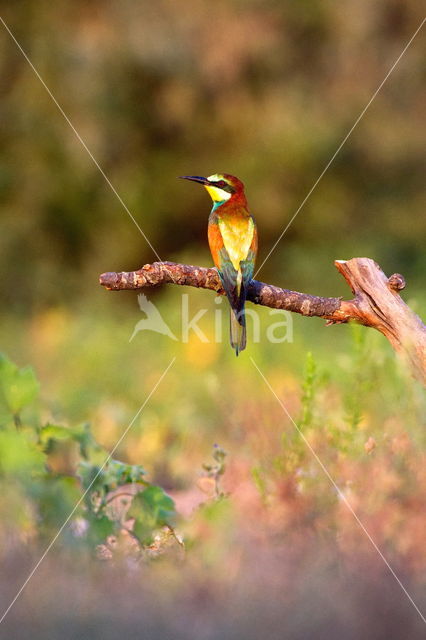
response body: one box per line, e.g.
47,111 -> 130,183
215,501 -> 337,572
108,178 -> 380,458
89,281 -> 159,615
213,180 -> 234,193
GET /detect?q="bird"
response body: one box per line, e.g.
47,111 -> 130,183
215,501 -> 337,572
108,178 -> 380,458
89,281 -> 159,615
180,173 -> 258,355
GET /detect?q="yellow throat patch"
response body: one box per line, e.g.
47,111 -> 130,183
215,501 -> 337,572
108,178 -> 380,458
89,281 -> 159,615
204,184 -> 232,203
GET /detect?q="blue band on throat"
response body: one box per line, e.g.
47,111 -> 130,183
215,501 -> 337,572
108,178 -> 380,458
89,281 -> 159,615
212,200 -> 226,211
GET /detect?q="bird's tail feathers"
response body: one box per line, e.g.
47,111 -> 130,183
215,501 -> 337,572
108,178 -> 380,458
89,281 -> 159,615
229,306 -> 246,356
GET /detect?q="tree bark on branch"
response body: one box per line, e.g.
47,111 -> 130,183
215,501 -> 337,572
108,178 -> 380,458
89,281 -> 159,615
99,258 -> 426,386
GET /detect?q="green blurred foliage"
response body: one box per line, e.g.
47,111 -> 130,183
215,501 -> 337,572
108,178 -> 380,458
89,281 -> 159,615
0,0 -> 425,312
0,352 -> 177,552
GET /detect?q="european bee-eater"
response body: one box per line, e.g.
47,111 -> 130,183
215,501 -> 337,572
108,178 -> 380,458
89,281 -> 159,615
181,173 -> 258,355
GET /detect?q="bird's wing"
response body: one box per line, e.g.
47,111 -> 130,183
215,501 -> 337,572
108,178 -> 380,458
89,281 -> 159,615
240,223 -> 258,288
217,247 -> 242,312
240,249 -> 256,288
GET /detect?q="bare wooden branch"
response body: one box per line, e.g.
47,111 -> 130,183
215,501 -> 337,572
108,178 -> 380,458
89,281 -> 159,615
99,258 -> 426,385
333,259 -> 426,385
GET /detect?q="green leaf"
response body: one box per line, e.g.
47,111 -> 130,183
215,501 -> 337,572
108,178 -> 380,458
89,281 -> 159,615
77,461 -> 103,493
130,464 -> 146,483
39,424 -> 73,446
0,427 -> 45,477
86,513 -> 115,545
0,354 -> 18,418
0,353 -> 18,380
141,485 -> 176,522
39,422 -> 103,462
128,485 -> 176,545
0,355 -> 40,415
72,423 -> 100,460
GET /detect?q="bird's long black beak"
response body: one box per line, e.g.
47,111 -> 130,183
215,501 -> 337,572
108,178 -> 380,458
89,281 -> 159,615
179,175 -> 209,185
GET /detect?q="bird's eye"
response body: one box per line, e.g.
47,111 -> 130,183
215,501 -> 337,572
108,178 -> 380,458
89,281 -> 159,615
216,180 -> 227,188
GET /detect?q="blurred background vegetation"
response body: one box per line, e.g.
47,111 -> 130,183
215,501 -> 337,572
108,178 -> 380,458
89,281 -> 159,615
0,1 -> 425,636
1,0 -> 425,311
